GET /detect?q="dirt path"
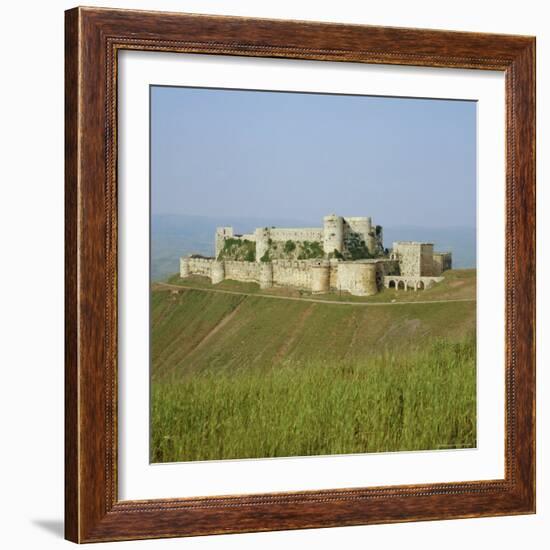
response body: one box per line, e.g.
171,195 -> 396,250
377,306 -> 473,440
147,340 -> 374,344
184,300 -> 245,357
154,282 -> 476,307
274,303 -> 316,363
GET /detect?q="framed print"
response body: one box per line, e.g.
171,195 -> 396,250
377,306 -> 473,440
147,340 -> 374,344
65,7 -> 536,543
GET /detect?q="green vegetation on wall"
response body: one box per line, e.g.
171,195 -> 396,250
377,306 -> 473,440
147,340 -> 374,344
262,238 -> 324,260
284,240 -> 296,253
217,238 -> 256,262
344,233 -> 372,260
328,249 -> 344,260
296,240 -> 324,260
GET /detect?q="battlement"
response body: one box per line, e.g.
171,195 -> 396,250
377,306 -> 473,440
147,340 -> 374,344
182,215 -> 452,296
215,214 -> 384,262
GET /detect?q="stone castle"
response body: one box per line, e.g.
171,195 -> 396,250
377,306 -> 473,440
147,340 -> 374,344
180,215 -> 452,297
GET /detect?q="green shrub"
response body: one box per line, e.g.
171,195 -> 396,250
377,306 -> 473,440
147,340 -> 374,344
218,238 -> 256,262
298,240 -> 324,259
284,240 -> 296,253
345,233 -> 372,260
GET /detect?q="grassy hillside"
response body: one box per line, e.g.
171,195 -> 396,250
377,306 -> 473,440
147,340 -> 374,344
152,283 -> 475,378
151,272 -> 477,462
152,338 -> 476,462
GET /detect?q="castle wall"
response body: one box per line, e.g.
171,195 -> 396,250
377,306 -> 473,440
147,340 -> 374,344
310,261 -> 330,293
337,262 -> 378,296
211,261 -> 225,284
420,244 -> 435,276
268,228 -> 323,242
329,259 -> 340,290
344,217 -> 372,252
272,260 -> 312,289
215,227 -> 234,258
216,215 -> 384,262
224,260 -> 260,282
187,257 -> 214,277
393,242 -> 435,277
182,255 -> 434,297
433,252 -> 453,275
180,257 -> 190,278
375,259 -> 400,277
259,263 -> 273,289
185,219 -> 449,297
254,227 -> 270,262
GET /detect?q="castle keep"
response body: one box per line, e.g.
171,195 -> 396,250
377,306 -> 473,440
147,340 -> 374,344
180,215 -> 452,296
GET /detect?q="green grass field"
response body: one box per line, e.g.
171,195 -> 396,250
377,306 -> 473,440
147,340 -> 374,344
151,270 -> 477,462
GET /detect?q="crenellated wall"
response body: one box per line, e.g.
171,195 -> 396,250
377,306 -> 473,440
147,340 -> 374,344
214,214 -> 389,262
186,257 -> 214,278
224,260 -> 260,282
181,228 -> 449,295
272,260 -> 312,289
180,255 -> 403,297
268,228 -> 323,242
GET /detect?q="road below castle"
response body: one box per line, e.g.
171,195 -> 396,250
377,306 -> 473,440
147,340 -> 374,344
154,281 -> 476,307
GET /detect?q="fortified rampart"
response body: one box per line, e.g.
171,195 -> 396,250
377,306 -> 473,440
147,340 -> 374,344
216,214 -> 384,261
180,256 -> 400,297
392,242 -> 434,277
182,214 -> 452,296
433,252 -> 453,276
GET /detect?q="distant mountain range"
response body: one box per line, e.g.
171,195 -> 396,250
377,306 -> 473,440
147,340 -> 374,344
151,214 -> 476,282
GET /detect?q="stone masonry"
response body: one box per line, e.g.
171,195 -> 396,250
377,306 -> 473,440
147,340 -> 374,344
181,215 -> 452,297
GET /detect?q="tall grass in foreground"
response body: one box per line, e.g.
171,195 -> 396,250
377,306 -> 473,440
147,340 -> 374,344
151,336 -> 476,462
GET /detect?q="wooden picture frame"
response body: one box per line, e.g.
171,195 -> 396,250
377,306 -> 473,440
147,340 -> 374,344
65,6 -> 536,543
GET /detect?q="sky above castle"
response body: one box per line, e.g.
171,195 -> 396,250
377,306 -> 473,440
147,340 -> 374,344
151,85 -> 476,229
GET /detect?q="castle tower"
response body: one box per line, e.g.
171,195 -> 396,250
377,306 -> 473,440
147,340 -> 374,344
259,262 -> 274,289
215,227 -> 234,259
211,260 -> 225,285
337,262 -> 378,296
323,214 -> 344,255
346,216 -> 374,253
360,263 -> 379,296
373,225 -> 383,254
254,227 -> 270,263
179,256 -> 190,278
393,242 -> 434,277
311,260 -> 330,293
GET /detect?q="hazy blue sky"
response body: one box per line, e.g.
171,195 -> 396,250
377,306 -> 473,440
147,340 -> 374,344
151,86 -> 476,228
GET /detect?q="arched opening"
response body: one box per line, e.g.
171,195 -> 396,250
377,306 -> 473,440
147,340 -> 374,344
389,280 -> 396,289
397,280 -> 405,290
417,280 -> 425,290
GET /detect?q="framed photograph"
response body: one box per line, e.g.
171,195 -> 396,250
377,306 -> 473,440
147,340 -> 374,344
65,7 -> 535,542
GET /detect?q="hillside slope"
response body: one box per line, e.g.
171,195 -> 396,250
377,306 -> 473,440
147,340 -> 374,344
151,279 -> 476,379
151,277 -> 477,461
